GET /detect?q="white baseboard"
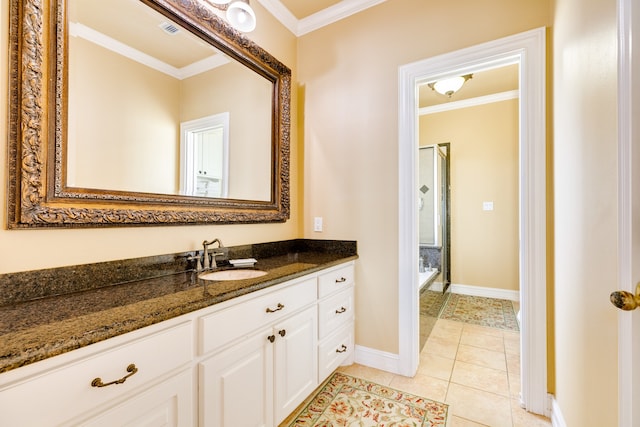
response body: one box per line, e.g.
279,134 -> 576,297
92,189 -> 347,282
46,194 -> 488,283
446,282 -> 520,301
354,345 -> 402,375
550,395 -> 567,427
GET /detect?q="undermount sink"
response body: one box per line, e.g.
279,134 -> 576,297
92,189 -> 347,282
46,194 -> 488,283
198,269 -> 268,281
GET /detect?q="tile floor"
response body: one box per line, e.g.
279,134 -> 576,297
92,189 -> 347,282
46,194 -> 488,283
338,318 -> 551,427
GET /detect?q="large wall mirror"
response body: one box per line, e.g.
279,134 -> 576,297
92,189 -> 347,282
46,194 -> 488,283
7,0 -> 291,228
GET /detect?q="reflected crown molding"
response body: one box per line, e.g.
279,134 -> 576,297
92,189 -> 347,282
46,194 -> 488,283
69,22 -> 230,79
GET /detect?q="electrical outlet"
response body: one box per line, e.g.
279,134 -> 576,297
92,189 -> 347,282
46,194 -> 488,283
314,217 -> 323,232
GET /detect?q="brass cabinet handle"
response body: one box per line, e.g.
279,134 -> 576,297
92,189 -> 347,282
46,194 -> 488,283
267,335 -> 276,343
278,329 -> 286,337
91,364 -> 138,388
336,345 -> 347,353
335,277 -> 347,283
610,284 -> 640,311
335,307 -> 347,314
266,303 -> 285,313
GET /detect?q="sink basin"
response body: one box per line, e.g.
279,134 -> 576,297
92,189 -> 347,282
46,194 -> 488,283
199,269 -> 268,281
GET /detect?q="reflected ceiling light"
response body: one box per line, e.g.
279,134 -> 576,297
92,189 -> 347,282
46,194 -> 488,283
203,0 -> 257,32
428,74 -> 473,97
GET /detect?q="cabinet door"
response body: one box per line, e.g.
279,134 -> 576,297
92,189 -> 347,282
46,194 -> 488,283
77,369 -> 194,427
200,331 -> 274,427
273,306 -> 318,424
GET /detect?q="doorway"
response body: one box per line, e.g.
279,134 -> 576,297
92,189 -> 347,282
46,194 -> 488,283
418,143 -> 451,350
397,28 -> 547,415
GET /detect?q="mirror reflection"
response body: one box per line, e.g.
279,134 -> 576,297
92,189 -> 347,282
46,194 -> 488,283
67,0 -> 273,201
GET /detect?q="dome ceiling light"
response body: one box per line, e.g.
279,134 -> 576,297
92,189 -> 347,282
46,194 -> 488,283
202,0 -> 257,32
428,74 -> 473,97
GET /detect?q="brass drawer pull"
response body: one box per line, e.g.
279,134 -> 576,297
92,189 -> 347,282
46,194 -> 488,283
91,364 -> 138,388
336,345 -> 347,353
267,335 -> 276,343
266,303 -> 285,313
335,307 -> 347,314
335,277 -> 347,283
279,329 -> 286,337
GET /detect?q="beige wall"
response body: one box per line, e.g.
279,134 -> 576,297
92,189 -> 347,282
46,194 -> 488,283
181,62 -> 273,201
0,0 -> 300,274
68,37 -> 182,194
552,0 -> 619,424
420,100 -> 519,291
298,0 -> 550,354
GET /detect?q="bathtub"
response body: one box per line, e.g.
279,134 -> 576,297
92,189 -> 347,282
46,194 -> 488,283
419,268 -> 439,290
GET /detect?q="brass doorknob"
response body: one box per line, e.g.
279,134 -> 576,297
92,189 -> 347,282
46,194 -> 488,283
610,283 -> 640,311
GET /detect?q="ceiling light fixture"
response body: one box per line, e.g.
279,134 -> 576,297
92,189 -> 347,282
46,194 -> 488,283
203,0 -> 257,32
428,74 -> 473,97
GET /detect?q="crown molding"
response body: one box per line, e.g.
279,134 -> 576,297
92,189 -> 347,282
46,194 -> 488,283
69,22 -> 228,80
418,89 -> 519,115
256,0 -> 387,36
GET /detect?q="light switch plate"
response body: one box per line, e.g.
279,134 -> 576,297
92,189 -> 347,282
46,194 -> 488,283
314,217 -> 323,232
483,202 -> 494,211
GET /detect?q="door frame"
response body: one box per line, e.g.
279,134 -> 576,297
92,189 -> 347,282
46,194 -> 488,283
617,0 -> 638,424
397,28 -> 548,414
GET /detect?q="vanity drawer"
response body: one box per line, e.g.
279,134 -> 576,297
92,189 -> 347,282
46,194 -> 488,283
0,321 -> 193,427
199,277 -> 317,355
318,263 -> 354,298
318,323 -> 354,380
318,287 -> 354,340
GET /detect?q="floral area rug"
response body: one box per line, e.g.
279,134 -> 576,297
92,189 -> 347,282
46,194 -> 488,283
439,293 -> 519,331
283,372 -> 448,427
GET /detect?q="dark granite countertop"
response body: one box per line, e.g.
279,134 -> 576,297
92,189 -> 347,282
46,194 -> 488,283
0,239 -> 357,374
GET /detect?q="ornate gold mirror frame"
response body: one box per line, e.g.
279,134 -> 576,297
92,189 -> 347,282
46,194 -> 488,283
7,0 -> 291,228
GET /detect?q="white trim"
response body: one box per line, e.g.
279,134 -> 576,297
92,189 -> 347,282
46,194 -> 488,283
419,90 -> 519,115
353,345 -> 401,373
69,22 -> 228,80
617,0 -> 637,425
297,0 -> 386,36
550,395 -> 568,427
448,283 -> 519,302
255,0 -> 300,35
398,27 -> 547,414
256,0 -> 387,36
179,113 -> 230,198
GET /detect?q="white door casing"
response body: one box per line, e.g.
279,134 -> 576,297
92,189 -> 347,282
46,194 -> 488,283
617,0 -> 639,425
398,27 -> 547,415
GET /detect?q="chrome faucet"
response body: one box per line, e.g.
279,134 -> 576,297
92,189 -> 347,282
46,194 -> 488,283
202,238 -> 225,270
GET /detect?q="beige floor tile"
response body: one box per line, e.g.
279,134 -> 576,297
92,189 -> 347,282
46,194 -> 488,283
456,344 -> 507,371
389,372 -> 449,403
508,371 -> 521,398
506,352 -> 520,376
504,332 -> 521,355
450,360 -> 510,397
449,416 -> 491,426
462,323 -> 505,338
510,398 -> 552,427
446,383 -> 512,427
424,334 -> 460,359
460,329 -> 505,353
431,319 -> 465,340
337,363 -> 394,386
418,352 -> 455,381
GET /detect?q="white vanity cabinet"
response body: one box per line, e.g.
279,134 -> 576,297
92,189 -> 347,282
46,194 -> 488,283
198,276 -> 319,427
0,260 -> 355,427
0,320 -> 195,427
317,264 -> 356,379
